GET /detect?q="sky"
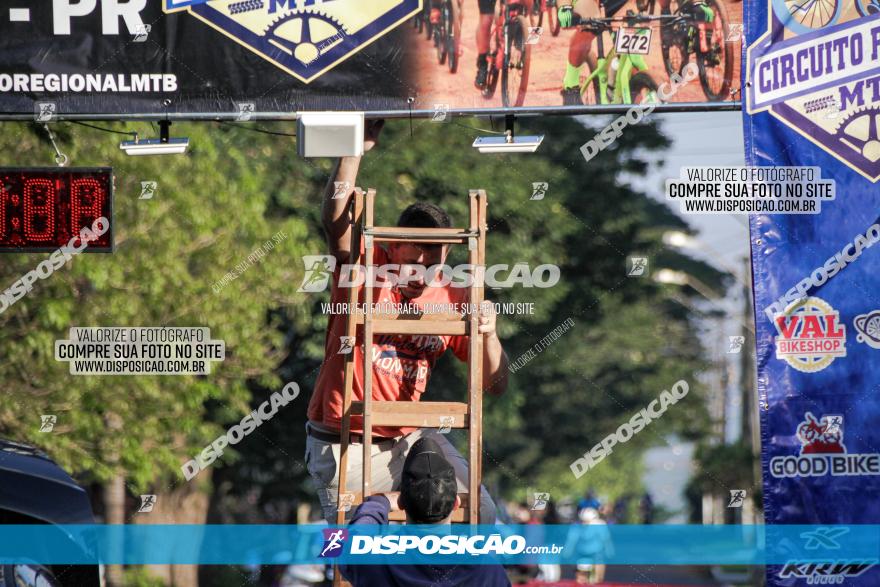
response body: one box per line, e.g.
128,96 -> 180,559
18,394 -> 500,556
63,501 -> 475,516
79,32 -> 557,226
636,111 -> 752,522
641,111 -> 750,273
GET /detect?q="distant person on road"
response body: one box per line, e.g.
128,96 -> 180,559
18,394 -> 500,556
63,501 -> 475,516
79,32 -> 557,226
339,437 -> 511,587
573,507 -> 613,584
611,495 -> 630,523
577,488 -> 601,513
640,491 -> 655,524
536,500 -> 562,582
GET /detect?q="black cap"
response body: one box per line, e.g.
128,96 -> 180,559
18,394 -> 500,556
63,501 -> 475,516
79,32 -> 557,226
400,437 -> 458,523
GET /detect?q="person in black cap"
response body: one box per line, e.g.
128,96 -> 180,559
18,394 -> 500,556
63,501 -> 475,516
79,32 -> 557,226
339,437 -> 511,586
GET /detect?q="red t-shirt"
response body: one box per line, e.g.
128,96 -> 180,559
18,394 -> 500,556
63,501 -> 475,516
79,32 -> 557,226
307,247 -> 470,437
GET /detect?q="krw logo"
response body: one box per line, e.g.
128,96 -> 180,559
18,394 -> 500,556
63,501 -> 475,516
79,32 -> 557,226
779,560 -> 874,583
164,0 -> 422,84
319,528 -> 348,558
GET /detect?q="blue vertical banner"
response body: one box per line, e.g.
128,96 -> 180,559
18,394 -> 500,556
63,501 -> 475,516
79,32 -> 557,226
744,0 -> 880,583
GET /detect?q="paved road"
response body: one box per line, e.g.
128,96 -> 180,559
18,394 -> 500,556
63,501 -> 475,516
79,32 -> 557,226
514,564 -> 754,585
606,564 -> 741,584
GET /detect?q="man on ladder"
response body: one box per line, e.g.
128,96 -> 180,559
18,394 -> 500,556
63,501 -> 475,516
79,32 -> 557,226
304,120 -> 508,525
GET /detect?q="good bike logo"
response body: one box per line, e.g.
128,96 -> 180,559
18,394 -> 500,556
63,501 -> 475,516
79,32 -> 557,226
163,0 -> 420,84
770,412 -> 880,478
0,217 -> 110,316
746,0 -> 880,181
297,255 -> 560,292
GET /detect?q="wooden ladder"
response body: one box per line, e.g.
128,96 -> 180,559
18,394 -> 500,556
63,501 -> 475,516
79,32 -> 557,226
335,188 -> 488,527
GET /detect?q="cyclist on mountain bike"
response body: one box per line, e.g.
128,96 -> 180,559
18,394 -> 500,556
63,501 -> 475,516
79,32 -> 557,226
557,0 -> 629,104
474,0 -> 534,89
430,0 -> 463,54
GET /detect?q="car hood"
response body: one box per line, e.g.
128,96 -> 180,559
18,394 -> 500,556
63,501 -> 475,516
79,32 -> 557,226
0,439 -> 95,525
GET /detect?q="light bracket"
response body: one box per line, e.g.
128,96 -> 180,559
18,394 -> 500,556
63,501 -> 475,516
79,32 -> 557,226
120,120 -> 189,156
472,115 -> 544,154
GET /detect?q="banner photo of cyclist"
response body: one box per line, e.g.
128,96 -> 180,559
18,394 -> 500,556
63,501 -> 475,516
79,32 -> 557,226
0,0 -> 741,118
745,0 -> 880,582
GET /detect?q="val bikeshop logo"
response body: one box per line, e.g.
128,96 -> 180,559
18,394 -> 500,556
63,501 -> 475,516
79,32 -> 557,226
773,297 -> 846,372
769,412 -> 880,478
746,3 -> 880,182
163,0 -> 421,83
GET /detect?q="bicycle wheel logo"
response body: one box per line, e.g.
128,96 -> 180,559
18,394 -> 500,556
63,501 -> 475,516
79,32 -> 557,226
772,0 -> 878,34
746,8 -> 880,182
854,310 -> 880,349
163,0 -> 421,84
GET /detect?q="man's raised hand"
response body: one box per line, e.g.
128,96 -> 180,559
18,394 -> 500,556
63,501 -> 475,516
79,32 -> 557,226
364,119 -> 385,153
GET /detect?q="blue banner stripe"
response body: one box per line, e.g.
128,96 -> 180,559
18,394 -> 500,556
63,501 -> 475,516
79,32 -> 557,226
2,525 -> 879,565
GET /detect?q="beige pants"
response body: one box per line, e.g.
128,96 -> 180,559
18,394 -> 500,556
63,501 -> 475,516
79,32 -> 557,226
305,423 -> 497,524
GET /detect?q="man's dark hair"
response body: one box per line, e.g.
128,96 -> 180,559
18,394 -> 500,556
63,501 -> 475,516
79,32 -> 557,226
400,437 -> 458,523
397,202 -> 452,229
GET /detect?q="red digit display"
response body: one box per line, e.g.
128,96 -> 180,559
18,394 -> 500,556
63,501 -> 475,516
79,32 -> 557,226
0,168 -> 113,252
0,183 -> 6,242
24,178 -> 55,242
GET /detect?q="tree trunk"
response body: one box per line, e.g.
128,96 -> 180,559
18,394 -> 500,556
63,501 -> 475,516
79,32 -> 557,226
137,472 -> 212,587
104,410 -> 127,587
104,473 -> 127,587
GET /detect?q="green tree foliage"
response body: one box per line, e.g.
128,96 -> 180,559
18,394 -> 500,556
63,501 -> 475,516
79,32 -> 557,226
0,116 -> 727,519
685,440 -> 757,520
0,122 -> 316,496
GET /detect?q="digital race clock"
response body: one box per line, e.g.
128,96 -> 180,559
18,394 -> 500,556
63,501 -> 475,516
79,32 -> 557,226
0,168 -> 113,253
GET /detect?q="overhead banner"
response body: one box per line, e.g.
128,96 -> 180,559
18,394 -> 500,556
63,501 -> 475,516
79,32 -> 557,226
745,0 -> 880,584
0,0 -> 741,118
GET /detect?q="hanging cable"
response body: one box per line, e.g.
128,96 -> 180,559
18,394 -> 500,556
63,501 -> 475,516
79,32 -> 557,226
68,120 -> 138,138
217,120 -> 297,137
452,120 -> 506,135
42,124 -> 69,167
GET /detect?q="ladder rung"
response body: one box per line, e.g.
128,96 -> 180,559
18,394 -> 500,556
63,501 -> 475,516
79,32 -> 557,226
344,493 -> 470,523
364,226 -> 478,244
356,309 -> 463,322
359,312 -> 468,335
370,318 -> 467,336
351,401 -> 469,428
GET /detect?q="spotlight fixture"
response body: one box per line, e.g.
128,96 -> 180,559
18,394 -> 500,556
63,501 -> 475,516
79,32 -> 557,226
472,115 -> 544,154
120,121 -> 189,156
